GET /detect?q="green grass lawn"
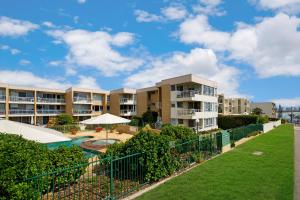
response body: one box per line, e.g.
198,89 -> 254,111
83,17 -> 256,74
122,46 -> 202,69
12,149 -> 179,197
137,124 -> 294,200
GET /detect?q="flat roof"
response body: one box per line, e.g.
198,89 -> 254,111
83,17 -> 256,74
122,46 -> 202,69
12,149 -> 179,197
137,86 -> 158,93
156,74 -> 217,87
0,83 -> 66,93
110,88 -> 136,94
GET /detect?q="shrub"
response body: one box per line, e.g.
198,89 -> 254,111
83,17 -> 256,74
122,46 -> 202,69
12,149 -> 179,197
0,133 -> 87,200
258,115 -> 269,124
141,110 -> 158,125
160,125 -> 196,141
54,113 -> 74,125
218,115 -> 259,129
129,116 -> 142,127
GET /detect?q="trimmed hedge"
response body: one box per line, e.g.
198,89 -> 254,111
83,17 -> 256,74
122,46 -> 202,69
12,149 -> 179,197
218,115 -> 259,129
0,133 -> 87,200
160,125 -> 196,141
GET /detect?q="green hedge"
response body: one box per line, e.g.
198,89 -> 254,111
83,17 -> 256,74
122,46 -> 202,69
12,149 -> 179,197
160,125 -> 196,141
0,133 -> 87,200
218,115 -> 259,129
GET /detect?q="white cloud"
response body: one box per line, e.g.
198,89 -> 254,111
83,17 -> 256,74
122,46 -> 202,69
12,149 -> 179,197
134,10 -> 162,22
178,15 -> 230,51
161,5 -> 187,21
0,44 -> 21,55
272,97 -> 300,107
42,21 -> 56,28
252,0 -> 300,14
19,59 -> 31,65
47,29 -> 143,76
193,0 -> 225,16
77,0 -> 86,4
75,75 -> 100,89
0,16 -> 38,37
125,48 -> 243,97
0,70 -> 71,89
73,16 -> 79,24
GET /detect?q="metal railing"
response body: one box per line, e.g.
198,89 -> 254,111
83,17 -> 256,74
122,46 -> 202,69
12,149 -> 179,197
73,110 -> 92,114
37,97 -> 65,103
120,98 -> 136,104
229,124 -> 263,142
0,95 -> 6,101
10,96 -> 34,102
120,109 -> 136,115
9,109 -> 34,114
73,97 -> 92,103
176,90 -> 202,98
177,108 -> 201,116
22,135 -> 218,199
37,110 -> 64,114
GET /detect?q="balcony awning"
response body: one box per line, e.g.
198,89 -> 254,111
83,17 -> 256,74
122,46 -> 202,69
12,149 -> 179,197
80,113 -> 130,125
0,119 -> 71,144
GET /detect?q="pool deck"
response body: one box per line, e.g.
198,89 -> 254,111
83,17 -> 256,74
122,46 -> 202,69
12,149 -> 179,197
65,130 -> 133,153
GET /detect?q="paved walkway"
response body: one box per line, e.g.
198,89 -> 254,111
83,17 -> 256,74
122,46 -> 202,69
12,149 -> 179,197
295,126 -> 300,200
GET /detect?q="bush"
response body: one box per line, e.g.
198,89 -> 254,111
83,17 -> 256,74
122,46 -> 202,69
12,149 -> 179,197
0,133 -> 87,200
218,115 -> 259,129
160,125 -> 196,141
54,113 -> 74,125
141,110 -> 158,125
129,116 -> 143,127
258,115 -> 269,124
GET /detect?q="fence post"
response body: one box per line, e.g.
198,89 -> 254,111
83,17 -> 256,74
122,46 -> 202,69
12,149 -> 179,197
109,156 -> 114,200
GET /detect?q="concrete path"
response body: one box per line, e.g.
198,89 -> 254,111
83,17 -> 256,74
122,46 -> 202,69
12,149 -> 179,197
295,126 -> 300,200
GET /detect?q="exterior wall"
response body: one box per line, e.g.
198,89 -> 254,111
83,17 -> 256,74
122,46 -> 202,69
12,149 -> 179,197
250,102 -> 276,118
161,85 -> 171,124
219,96 -> 250,115
109,93 -> 120,116
136,91 -> 148,116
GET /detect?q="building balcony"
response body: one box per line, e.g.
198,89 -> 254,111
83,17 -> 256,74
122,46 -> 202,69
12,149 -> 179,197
9,109 -> 34,115
10,96 -> 34,103
177,108 -> 202,116
176,90 -> 202,98
73,97 -> 92,104
120,109 -> 136,116
120,98 -> 136,105
73,110 -> 92,115
37,110 -> 64,115
0,109 -> 5,115
0,95 -> 6,102
37,97 -> 65,104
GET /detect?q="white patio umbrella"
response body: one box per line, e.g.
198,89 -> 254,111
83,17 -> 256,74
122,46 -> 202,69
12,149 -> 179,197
0,119 -> 71,144
80,113 -> 131,146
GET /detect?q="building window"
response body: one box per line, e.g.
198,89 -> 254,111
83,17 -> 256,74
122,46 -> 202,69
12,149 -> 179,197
171,85 -> 175,91
177,85 -> 183,91
177,102 -> 183,108
178,119 -> 183,124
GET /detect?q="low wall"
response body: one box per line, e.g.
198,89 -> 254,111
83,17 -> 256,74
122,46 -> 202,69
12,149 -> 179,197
262,120 -> 281,133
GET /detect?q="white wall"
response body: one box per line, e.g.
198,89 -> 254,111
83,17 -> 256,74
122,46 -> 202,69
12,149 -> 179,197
262,120 -> 281,133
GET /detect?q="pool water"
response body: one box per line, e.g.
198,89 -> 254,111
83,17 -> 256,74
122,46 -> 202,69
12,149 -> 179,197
46,136 -> 98,158
93,139 -> 117,145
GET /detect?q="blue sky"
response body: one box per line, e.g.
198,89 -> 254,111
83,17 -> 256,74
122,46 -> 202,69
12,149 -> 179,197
0,0 -> 300,106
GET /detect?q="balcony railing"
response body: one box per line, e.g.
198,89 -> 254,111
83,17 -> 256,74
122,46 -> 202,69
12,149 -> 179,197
177,108 -> 201,116
37,110 -> 64,114
37,97 -> 65,103
176,90 -> 202,98
73,97 -> 92,103
9,109 -> 34,115
120,109 -> 136,115
10,96 -> 34,102
73,110 -> 92,114
120,98 -> 136,104
0,95 -> 6,101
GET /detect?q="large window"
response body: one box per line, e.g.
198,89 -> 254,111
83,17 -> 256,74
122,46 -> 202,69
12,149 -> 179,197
204,102 -> 217,112
203,85 -> 216,96
204,118 -> 216,127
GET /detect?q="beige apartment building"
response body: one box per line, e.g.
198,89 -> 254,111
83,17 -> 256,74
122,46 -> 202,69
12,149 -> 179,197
109,88 -> 136,119
0,83 -> 108,125
250,102 -> 276,118
218,94 -> 251,115
137,74 -> 218,131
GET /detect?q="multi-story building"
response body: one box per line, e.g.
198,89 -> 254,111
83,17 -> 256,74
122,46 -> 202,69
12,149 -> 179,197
0,83 -> 108,125
137,74 -> 218,131
218,95 -> 250,115
250,102 -> 276,118
109,88 -> 136,119
65,87 -> 108,121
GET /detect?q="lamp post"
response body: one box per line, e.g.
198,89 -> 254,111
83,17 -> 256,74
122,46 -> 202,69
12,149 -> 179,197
196,118 -> 199,134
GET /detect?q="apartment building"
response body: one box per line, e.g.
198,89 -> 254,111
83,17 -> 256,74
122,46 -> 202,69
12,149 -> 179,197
0,83 -> 108,125
137,74 -> 218,131
65,87 -> 108,121
218,95 -> 250,115
250,102 -> 276,118
109,88 -> 136,119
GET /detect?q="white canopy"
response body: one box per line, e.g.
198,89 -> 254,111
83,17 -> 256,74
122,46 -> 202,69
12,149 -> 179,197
80,113 -> 131,125
0,119 -> 71,144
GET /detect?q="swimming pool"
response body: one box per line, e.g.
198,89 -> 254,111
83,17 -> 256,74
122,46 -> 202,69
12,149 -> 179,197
46,136 -> 98,158
92,139 -> 118,145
